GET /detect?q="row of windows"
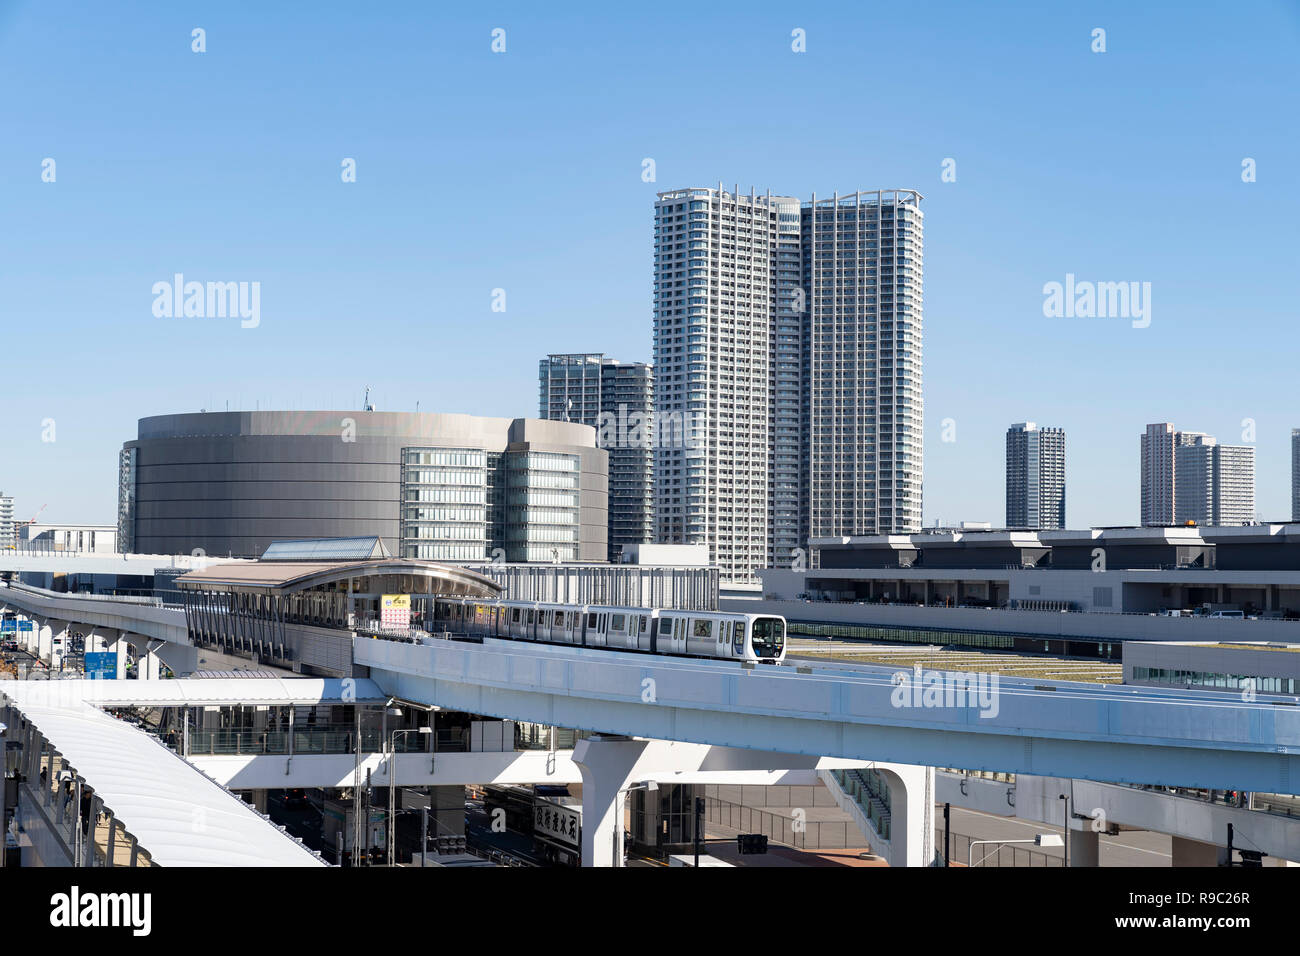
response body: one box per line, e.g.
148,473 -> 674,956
1132,666 -> 1299,695
405,505 -> 485,521
506,491 -> 578,508
404,449 -> 486,467
405,487 -> 486,504
789,621 -> 1015,649
405,469 -> 484,486
403,543 -> 489,560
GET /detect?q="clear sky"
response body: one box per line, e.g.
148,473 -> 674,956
1,0 -> 1297,530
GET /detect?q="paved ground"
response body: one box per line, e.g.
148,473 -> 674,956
941,805 -> 1171,867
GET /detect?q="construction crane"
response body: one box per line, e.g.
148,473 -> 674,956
16,503 -> 47,531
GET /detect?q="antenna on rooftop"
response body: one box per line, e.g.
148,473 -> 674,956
363,386 -> 375,412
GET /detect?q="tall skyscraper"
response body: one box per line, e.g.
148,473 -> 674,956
1173,435 -> 1255,527
1005,423 -> 1066,530
1293,429 -> 1300,522
653,184 -> 923,582
539,353 -> 654,561
0,492 -> 13,549
1140,422 -> 1210,526
804,191 -> 925,544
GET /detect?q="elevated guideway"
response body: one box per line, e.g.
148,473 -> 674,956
358,635 -> 1300,796
0,551 -> 247,578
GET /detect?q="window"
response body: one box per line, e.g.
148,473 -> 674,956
511,608 -> 521,623
553,611 -> 564,626
587,612 -> 597,628
693,620 -> 713,638
658,617 -> 672,635
611,614 -> 626,631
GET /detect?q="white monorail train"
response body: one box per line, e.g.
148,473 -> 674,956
433,598 -> 787,664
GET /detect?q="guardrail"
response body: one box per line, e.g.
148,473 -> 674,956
831,769 -> 892,841
792,596 -> 1296,622
703,796 -> 856,850
2,580 -> 162,606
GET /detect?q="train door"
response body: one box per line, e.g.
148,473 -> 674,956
654,616 -> 671,656
686,617 -> 714,657
636,613 -> 653,652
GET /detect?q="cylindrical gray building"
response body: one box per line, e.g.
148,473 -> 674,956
118,410 -> 608,561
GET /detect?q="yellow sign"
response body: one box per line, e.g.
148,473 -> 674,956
380,594 -> 411,629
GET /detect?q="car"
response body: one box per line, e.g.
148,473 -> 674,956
1209,610 -> 1244,619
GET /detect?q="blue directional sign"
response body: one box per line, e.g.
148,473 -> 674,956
84,652 -> 118,680
18,620 -> 32,632
0,619 -> 15,633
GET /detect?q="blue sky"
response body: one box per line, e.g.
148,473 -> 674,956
1,0 -> 1297,529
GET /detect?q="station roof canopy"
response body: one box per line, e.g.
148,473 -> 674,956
174,558 -> 501,597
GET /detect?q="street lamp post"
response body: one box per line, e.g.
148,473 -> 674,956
388,726 -> 432,866
1059,793 -> 1070,868
968,833 -> 1064,868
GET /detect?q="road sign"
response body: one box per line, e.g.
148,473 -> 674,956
18,621 -> 32,632
84,652 -> 118,680
0,620 -> 14,633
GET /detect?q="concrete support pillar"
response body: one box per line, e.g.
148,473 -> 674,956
572,736 -> 651,868
1069,827 -> 1100,866
876,763 -> 935,867
1172,835 -> 1222,867
22,616 -> 37,654
37,620 -> 53,664
250,790 -> 269,813
108,634 -> 128,680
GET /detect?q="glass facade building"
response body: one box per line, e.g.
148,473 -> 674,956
539,353 -> 654,562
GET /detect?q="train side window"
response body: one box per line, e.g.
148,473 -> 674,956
588,613 -> 597,628
658,617 -> 672,635
693,620 -> 712,639
611,614 -> 626,631
526,609 -> 534,624
511,608 -> 521,623
554,611 -> 564,626
640,616 -> 648,632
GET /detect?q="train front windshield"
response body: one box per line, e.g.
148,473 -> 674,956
750,617 -> 785,659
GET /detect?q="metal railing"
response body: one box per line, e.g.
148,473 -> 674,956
948,830 -> 1062,867
703,796 -> 856,850
182,724 -> 472,757
831,769 -> 892,841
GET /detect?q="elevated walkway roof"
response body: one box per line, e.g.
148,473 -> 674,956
1,679 -> 338,866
